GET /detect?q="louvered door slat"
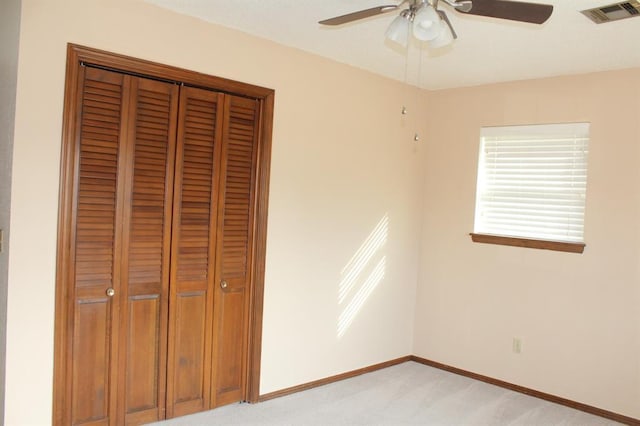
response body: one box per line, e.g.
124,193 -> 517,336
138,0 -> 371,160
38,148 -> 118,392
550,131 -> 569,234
211,95 -> 259,407
167,86 -> 224,418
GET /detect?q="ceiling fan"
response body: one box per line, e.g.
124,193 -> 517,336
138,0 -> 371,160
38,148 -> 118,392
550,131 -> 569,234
319,0 -> 553,48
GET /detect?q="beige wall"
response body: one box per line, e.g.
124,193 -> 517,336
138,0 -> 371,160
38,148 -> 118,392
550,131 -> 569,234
414,70 -> 640,418
1,0 -> 21,423
6,0 -> 426,423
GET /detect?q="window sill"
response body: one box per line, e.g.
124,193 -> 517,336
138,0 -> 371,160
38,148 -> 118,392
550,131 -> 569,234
469,233 -> 585,254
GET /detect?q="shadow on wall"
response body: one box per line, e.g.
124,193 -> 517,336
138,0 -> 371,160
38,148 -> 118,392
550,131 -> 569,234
337,214 -> 389,338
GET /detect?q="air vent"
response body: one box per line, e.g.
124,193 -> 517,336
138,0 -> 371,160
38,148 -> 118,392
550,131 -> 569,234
582,0 -> 640,23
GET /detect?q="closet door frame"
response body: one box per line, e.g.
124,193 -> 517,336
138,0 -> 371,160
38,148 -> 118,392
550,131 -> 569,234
54,44 -> 273,425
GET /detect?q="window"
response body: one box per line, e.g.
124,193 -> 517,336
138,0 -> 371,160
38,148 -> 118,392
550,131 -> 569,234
471,123 -> 590,253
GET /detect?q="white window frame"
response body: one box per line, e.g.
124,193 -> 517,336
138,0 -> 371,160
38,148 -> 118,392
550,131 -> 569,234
472,122 -> 590,253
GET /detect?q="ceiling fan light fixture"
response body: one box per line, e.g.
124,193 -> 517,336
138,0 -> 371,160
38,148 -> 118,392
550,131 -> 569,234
319,0 -> 556,51
385,10 -> 412,46
412,4 -> 443,41
429,10 -> 456,48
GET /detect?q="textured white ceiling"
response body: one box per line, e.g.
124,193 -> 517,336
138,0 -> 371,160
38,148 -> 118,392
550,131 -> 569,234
144,0 -> 640,89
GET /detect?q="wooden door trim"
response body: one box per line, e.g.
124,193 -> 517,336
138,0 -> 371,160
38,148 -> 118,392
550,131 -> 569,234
246,93 -> 273,403
54,44 -> 273,424
53,48 -> 84,426
66,44 -> 273,100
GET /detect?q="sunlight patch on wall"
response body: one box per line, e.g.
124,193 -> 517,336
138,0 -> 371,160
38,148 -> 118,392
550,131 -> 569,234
337,214 -> 388,338
338,215 -> 388,303
338,257 -> 386,338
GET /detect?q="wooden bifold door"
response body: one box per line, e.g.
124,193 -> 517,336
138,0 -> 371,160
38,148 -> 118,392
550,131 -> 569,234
54,45 -> 272,426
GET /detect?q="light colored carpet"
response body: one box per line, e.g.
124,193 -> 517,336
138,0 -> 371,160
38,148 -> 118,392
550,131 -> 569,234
151,361 -> 621,425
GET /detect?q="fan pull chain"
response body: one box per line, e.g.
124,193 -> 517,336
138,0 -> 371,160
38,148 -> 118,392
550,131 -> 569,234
418,44 -> 423,88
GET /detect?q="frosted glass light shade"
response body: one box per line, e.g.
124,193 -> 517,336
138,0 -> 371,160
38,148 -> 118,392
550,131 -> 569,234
413,5 -> 442,41
430,21 -> 454,48
385,14 -> 410,47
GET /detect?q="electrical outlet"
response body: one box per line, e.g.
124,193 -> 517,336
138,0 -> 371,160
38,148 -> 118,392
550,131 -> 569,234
512,337 -> 522,354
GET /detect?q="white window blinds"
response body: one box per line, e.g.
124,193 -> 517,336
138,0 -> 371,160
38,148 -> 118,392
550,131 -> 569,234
474,123 -> 590,243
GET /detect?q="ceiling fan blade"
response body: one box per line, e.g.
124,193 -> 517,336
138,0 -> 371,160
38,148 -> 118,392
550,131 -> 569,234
319,5 -> 399,26
456,0 -> 553,24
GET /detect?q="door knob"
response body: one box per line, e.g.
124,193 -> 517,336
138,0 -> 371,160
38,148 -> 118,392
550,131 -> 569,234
106,288 -> 115,297
220,280 -> 228,289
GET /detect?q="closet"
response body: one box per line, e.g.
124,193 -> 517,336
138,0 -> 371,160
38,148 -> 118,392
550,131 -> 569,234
54,45 -> 272,426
